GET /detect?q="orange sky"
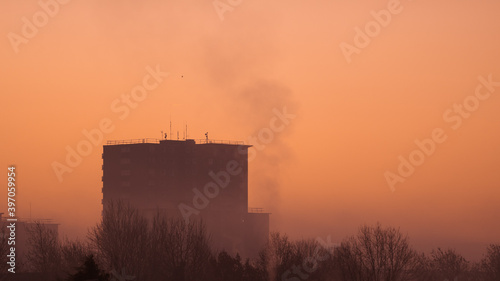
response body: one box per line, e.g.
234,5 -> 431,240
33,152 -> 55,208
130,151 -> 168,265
1,0 -> 500,261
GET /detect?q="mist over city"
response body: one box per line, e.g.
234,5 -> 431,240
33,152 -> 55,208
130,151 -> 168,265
1,0 -> 500,280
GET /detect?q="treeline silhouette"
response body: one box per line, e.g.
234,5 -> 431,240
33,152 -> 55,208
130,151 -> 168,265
1,202 -> 499,281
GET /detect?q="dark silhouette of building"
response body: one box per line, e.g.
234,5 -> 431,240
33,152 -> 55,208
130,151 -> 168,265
101,138 -> 269,258
0,213 -> 59,267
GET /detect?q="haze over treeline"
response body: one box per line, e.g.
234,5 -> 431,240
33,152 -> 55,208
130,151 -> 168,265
1,0 -> 500,262
2,203 -> 499,281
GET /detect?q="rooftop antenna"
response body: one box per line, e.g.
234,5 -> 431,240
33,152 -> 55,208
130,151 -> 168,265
186,123 -> 188,139
169,115 -> 172,140
205,132 -> 209,143
30,202 -> 32,222
177,131 -> 179,140
161,130 -> 163,139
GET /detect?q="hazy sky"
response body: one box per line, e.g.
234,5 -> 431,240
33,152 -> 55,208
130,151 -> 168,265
1,0 -> 500,260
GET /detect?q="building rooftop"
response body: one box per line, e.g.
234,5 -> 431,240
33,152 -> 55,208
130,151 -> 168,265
105,138 -> 246,146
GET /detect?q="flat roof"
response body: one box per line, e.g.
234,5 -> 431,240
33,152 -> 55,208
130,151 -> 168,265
105,138 -> 248,146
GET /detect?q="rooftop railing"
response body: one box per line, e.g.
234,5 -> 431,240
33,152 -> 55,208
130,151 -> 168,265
194,139 -> 245,145
248,207 -> 267,213
106,138 -> 160,145
106,138 -> 245,146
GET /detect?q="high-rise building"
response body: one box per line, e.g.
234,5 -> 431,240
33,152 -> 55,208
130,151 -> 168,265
101,138 -> 269,258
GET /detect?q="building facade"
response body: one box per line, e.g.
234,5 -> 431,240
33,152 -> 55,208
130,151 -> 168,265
101,138 -> 269,258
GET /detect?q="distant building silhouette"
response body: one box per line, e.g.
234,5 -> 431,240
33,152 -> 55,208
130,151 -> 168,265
102,138 -> 269,258
0,212 -> 58,267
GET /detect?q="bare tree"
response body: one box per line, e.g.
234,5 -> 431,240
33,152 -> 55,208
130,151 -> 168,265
258,232 -> 296,281
294,238 -> 320,262
482,244 -> 500,281
25,221 -> 61,280
335,238 -> 367,281
292,238 -> 334,281
430,248 -> 470,281
334,223 -> 424,281
211,250 -> 244,281
59,238 -> 92,277
90,202 -> 213,281
88,201 -> 150,280
151,214 -> 212,281
258,233 -> 337,281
